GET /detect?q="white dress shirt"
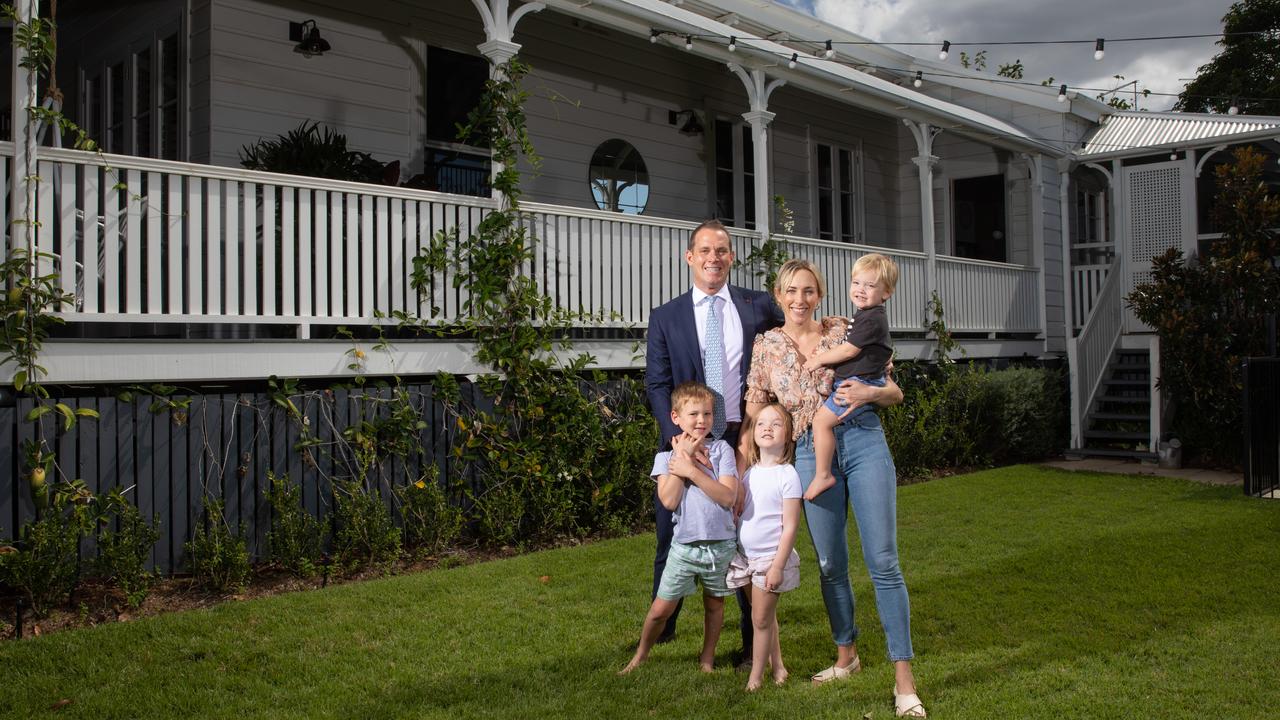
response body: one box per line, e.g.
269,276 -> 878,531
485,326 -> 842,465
691,285 -> 744,423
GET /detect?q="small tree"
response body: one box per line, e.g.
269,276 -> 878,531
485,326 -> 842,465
1127,146 -> 1280,465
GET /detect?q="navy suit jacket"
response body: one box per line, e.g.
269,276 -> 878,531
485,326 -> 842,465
645,284 -> 784,449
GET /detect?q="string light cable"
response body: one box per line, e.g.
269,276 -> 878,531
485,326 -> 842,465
645,29 -> 1280,156
650,28 -> 1274,108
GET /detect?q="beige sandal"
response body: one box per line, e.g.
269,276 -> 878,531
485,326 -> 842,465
810,655 -> 861,684
894,690 -> 927,718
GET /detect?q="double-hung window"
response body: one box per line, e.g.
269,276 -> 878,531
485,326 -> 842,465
814,142 -> 861,242
713,118 -> 757,229
81,27 -> 182,160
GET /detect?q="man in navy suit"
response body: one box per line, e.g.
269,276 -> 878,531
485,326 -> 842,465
645,219 -> 784,662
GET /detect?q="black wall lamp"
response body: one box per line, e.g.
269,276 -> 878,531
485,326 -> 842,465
289,19 -> 331,57
668,109 -> 704,136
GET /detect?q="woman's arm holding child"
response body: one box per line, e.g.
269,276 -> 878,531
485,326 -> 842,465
802,341 -> 860,371
766,497 -> 803,591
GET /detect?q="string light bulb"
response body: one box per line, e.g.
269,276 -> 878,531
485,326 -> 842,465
728,35 -> 737,52
685,35 -> 694,51
1228,98 -> 1240,115
913,70 -> 923,88
650,29 -> 660,44
938,41 -> 950,61
1170,150 -> 1179,161
1093,38 -> 1105,61
789,52 -> 798,69
1057,84 -> 1067,103
824,40 -> 834,59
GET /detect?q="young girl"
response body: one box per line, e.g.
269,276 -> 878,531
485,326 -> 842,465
727,403 -> 803,691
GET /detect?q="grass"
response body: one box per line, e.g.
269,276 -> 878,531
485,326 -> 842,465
1,465 -> 1278,719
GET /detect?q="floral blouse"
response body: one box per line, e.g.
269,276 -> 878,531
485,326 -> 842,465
745,316 -> 850,438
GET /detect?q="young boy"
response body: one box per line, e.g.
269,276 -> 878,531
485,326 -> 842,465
802,253 -> 898,501
620,382 -> 740,674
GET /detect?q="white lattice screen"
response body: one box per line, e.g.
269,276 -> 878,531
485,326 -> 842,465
1126,164 -> 1183,290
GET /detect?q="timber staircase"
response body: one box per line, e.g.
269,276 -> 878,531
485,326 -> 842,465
1070,349 -> 1158,461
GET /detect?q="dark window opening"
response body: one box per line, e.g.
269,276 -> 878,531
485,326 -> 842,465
424,46 -> 491,196
952,174 -> 1006,262
1196,142 -> 1280,238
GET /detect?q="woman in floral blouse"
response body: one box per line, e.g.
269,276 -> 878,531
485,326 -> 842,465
744,259 -> 926,718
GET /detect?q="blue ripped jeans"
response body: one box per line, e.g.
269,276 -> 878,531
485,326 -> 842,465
796,410 -> 914,661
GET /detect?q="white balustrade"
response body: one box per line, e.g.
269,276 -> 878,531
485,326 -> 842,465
3,144 -> 1045,338
1068,265 -> 1124,446
1072,264 -> 1110,330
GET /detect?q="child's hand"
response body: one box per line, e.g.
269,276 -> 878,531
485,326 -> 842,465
803,356 -> 824,372
764,564 -> 784,593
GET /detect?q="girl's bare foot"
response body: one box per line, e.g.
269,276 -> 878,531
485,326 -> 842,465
773,668 -> 789,685
618,658 -> 643,675
745,678 -> 763,692
699,660 -> 715,673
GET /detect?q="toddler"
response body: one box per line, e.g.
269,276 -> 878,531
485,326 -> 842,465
802,253 -> 897,501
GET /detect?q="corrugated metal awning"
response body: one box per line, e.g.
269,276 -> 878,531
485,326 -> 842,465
1078,111 -> 1280,159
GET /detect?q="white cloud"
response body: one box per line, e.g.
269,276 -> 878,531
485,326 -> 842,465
802,0 -> 1233,111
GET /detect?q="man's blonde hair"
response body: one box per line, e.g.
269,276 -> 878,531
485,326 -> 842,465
773,258 -> 827,300
852,253 -> 899,295
670,381 -> 715,412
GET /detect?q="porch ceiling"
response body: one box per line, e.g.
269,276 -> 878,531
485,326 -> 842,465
536,0 -> 1064,157
1077,111 -> 1280,161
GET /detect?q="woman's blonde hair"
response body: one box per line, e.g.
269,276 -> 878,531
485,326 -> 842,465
741,402 -> 796,467
773,258 -> 826,301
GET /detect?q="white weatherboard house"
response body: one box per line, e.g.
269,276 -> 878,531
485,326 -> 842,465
4,0 -> 1280,459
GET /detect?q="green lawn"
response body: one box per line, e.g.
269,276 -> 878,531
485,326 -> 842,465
2,466 -> 1278,719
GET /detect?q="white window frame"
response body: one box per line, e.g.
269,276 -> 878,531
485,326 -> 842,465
945,172 -> 1010,261
711,116 -> 758,230
78,18 -> 184,160
809,138 -> 863,243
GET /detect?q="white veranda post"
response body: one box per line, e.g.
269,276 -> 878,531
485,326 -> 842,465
904,119 -> 941,308
727,64 -> 784,241
9,0 -> 39,263
470,0 -> 544,207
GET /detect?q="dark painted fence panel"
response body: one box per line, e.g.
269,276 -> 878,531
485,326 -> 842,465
0,377 -> 485,573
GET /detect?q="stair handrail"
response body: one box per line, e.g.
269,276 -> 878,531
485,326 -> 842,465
1068,263 -> 1125,448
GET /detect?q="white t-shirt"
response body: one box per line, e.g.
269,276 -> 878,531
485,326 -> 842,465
737,463 -> 802,558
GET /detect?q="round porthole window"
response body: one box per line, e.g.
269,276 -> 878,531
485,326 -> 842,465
588,139 -> 649,214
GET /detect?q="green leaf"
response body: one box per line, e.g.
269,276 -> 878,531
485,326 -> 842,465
74,408 -> 99,419
55,402 -> 75,430
25,405 -> 51,421
13,370 -> 27,392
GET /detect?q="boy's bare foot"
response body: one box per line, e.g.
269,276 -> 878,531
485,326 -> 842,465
618,658 -> 643,675
773,669 -> 789,685
804,472 -> 836,501
699,660 -> 715,673
745,678 -> 762,692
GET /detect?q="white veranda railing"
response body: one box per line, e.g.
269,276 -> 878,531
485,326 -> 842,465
1066,265 -> 1124,447
2,144 -> 1042,337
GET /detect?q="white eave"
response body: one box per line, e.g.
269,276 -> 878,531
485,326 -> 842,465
538,0 -> 1067,157
1076,111 -> 1280,161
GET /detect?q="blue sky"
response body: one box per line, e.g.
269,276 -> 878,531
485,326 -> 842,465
777,0 -> 1233,111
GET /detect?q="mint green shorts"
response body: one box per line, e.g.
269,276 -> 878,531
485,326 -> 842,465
656,538 -> 737,600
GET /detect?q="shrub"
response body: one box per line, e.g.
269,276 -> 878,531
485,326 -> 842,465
983,366 -> 1066,463
331,480 -> 401,569
185,499 -> 251,594
1127,147 -> 1279,465
0,482 -> 97,616
884,362 -> 1064,479
92,489 -> 161,608
396,468 -> 463,557
264,472 -> 324,578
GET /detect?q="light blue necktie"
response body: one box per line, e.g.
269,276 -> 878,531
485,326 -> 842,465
704,295 -> 727,439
